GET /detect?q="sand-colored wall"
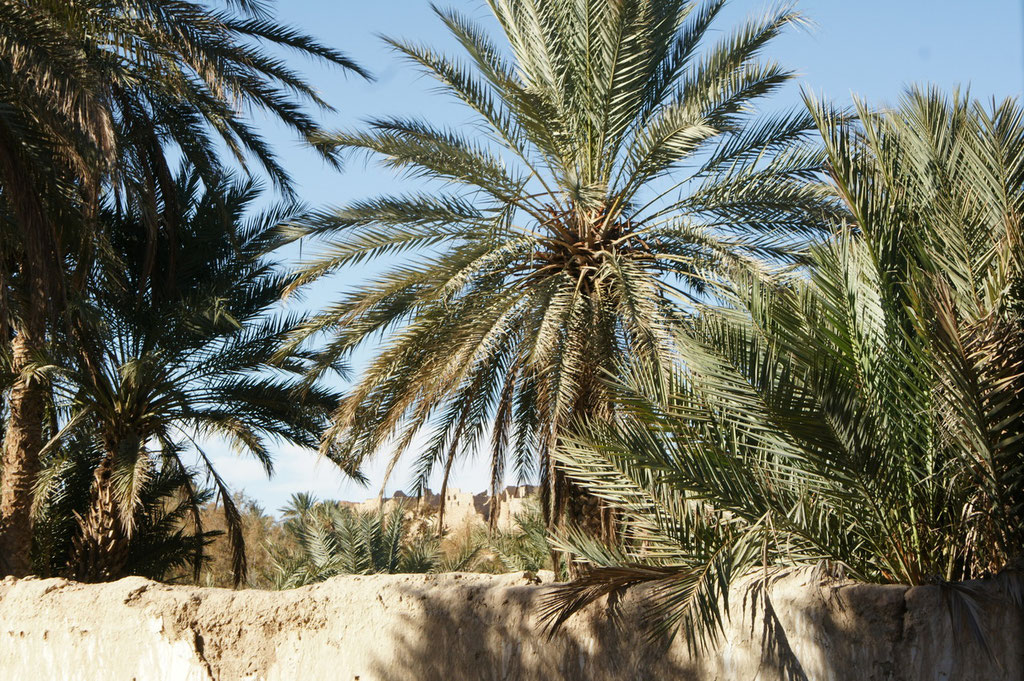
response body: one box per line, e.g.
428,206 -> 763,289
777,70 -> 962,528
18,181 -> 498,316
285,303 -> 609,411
0,568 -> 1020,680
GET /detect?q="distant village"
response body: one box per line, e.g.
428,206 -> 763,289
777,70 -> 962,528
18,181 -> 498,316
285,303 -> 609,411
339,486 -> 538,531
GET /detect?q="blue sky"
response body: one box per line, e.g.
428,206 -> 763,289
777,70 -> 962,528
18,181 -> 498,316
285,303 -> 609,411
205,0 -> 1024,514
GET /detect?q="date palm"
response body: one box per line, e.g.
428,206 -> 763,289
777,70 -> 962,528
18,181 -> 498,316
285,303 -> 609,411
544,88 -> 1024,648
40,167 -> 340,584
270,494 -> 484,588
31,433 -> 221,582
0,0 -> 366,574
287,0 -> 839,531
270,495 -> 417,588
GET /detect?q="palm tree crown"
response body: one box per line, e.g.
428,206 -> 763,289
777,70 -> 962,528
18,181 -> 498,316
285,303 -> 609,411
0,0 -> 368,295
288,0 -> 840,527
43,167 -> 340,583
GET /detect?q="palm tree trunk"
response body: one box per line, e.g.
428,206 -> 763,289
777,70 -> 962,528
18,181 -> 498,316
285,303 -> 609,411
0,312 -> 45,576
547,467 -> 616,578
0,122 -> 54,577
68,453 -> 130,582
545,376 -> 618,577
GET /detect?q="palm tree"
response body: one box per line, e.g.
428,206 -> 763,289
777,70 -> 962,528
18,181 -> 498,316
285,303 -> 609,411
543,88 -> 1024,647
270,495 -> 416,587
0,0 -> 367,575
39,167 -> 341,583
269,494 -> 483,588
31,434 -> 221,582
286,0 -> 840,535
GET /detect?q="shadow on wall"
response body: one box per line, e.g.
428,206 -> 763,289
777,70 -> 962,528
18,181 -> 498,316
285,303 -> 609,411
366,575 -> 694,681
366,569 -> 1023,681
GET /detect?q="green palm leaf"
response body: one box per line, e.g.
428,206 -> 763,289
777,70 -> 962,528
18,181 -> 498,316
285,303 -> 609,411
290,0 -> 840,532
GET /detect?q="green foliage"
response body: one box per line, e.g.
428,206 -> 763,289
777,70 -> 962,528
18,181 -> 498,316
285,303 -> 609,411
0,0 -> 368,327
479,501 -> 560,576
267,493 -> 573,589
32,435 -> 221,581
286,0 -> 841,527
269,495 -> 485,588
0,0 -> 366,577
36,166 -> 340,584
0,0 -> 366,195
544,88 -> 1024,648
160,492 -> 290,589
